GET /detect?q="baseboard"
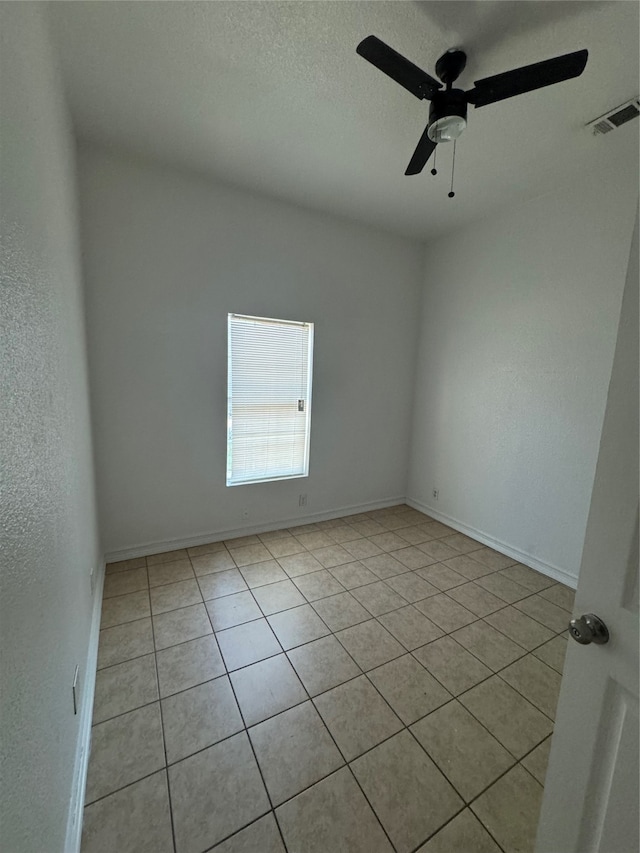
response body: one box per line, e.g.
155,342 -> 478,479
405,497 -> 578,590
104,496 -> 407,563
64,558 -> 105,852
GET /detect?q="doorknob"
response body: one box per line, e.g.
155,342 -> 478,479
569,613 -> 610,645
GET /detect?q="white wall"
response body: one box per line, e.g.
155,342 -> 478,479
0,5 -> 101,852
408,138 -> 638,585
77,146 -> 423,556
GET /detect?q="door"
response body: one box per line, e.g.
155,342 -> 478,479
536,213 -> 639,853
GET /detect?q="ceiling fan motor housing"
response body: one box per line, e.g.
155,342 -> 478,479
427,89 -> 468,142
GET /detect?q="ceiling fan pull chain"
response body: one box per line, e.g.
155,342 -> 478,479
431,145 -> 437,176
448,140 -> 456,198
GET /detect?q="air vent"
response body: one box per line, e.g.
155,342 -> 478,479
587,99 -> 640,135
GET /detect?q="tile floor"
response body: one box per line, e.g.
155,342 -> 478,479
83,505 -> 573,853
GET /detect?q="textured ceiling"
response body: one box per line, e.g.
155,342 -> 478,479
48,1 -> 639,240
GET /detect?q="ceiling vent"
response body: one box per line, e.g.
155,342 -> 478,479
587,98 -> 640,135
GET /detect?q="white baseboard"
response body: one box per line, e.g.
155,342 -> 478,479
104,496 -> 407,563
65,559 -> 105,852
405,497 -> 578,590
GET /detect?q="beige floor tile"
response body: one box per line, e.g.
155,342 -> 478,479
106,557 -> 146,574
206,590 -> 262,630
81,770 -> 173,853
411,701 -> 514,801
368,654 -> 451,724
378,513 -> 415,532
186,540 -> 226,557
532,634 -> 568,673
471,765 -> 543,853
239,560 -> 288,588
197,568 -> 247,601
521,735 -> 552,784
150,578 -> 202,615
385,571 -> 439,603
295,531 -> 336,550
311,592 -> 370,631
415,564 -> 467,591
460,676 -> 553,758
413,593 -> 477,633
446,582 -> 505,617
310,543 -> 354,568
351,581 -> 407,616
416,808 -> 501,853
497,564 -> 555,593
439,533 -> 481,554
362,552 -> 408,579
267,604 -> 330,650
101,590 -> 150,629
475,571 -> 531,604
148,559 -> 195,588
162,676 -> 243,763
85,704 -> 165,804
276,767 -> 393,853
249,701 -> 343,805
466,546 -> 518,572
288,635 -> 360,696
266,537 -> 306,559
153,602 -> 212,650
156,634 -> 225,697
314,675 -> 403,760
452,620 -> 525,671
230,654 -> 307,726
414,636 -> 492,696
352,730 -> 463,853
396,525 -> 435,545
292,569 -> 345,602
103,567 -> 148,600
514,594 -> 570,633
342,538 -> 384,561
500,655 -> 562,719
328,524 -> 364,543
350,519 -> 387,537
147,548 -> 188,565
392,546 -> 434,570
442,554 -> 493,581
258,528 -> 293,542
97,618 -> 154,669
251,578 -> 306,615
485,606 -> 554,650
216,618 -> 282,670
368,531 -> 412,552
336,619 -> 405,671
228,543 -> 273,568
169,732 -> 269,853
288,523 -> 321,535
379,605 -> 443,650
190,551 -> 236,577
278,551 -> 325,578
213,813 -> 285,853
416,540 -> 461,562
93,654 -> 158,723
328,561 -> 378,589
539,582 -> 576,611
421,521 -> 455,539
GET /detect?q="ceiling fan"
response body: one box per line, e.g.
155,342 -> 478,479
356,36 -> 588,182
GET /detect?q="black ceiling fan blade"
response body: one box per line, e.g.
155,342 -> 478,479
467,48 -> 588,107
357,35 -> 442,100
405,126 -> 437,175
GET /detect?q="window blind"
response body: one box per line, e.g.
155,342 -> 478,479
227,313 -> 314,486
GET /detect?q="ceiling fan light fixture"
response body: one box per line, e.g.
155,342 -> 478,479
427,115 -> 467,142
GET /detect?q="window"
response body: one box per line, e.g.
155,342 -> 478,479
227,313 -> 314,486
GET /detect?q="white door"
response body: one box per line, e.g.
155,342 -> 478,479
536,213 -> 639,853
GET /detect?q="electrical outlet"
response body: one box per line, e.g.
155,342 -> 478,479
89,566 -> 95,596
242,508 -> 249,520
72,665 -> 79,715
432,489 -> 439,501
298,494 -> 307,507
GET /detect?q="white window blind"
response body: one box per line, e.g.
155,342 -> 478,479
227,313 -> 314,486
